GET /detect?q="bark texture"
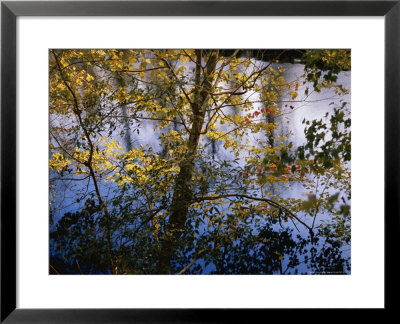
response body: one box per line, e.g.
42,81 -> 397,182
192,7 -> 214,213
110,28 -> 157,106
155,50 -> 218,273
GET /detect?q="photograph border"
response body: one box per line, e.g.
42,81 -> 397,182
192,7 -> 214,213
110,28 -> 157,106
1,0 -> 399,321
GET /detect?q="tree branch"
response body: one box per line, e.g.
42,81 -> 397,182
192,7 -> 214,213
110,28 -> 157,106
178,248 -> 208,275
194,193 -> 311,230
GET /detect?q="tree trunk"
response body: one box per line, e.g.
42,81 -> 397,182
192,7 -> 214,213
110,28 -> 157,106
154,50 -> 218,273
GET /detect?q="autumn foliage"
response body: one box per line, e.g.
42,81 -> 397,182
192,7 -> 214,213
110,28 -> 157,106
49,49 -> 351,274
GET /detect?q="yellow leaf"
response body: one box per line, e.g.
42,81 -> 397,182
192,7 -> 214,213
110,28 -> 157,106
289,91 -> 298,100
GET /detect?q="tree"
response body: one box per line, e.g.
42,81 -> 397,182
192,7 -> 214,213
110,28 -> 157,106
49,49 -> 351,274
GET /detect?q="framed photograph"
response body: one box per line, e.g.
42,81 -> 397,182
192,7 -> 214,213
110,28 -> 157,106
1,0 -> 398,321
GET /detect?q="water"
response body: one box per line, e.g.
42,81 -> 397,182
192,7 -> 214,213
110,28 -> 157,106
50,57 -> 351,274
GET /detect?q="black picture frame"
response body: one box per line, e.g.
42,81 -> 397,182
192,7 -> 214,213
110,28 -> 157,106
1,0 -> 398,322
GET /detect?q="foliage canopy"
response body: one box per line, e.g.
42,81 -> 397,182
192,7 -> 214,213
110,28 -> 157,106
49,49 -> 351,274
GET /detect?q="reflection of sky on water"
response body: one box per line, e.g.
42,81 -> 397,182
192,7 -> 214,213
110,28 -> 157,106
50,59 -> 351,274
